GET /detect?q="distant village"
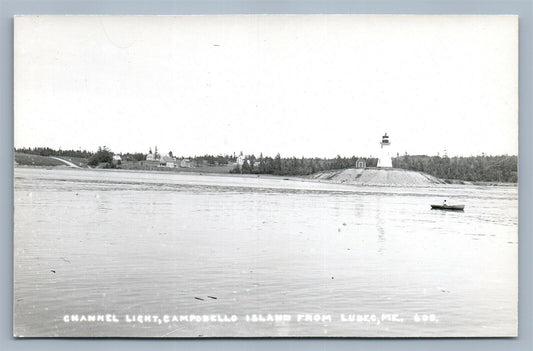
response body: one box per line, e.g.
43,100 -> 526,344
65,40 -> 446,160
114,146 -> 249,171
111,145 -> 374,175
137,148 -> 202,169
101,146 -> 242,173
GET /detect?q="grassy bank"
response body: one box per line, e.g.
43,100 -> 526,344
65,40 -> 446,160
14,153 -> 89,167
118,161 -> 233,173
14,153 -> 66,167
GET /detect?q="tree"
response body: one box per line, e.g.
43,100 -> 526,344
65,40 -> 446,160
88,146 -> 114,167
242,160 -> 251,173
274,153 -> 282,174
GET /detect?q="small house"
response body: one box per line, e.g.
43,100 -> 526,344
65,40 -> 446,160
236,153 -> 245,166
180,158 -> 194,168
112,155 -> 122,165
355,158 -> 366,169
160,155 -> 176,168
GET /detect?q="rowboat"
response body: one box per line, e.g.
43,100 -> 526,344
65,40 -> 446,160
431,204 -> 465,211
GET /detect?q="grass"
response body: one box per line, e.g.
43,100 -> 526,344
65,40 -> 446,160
14,153 -> 89,167
119,162 -> 233,174
14,153 -> 66,166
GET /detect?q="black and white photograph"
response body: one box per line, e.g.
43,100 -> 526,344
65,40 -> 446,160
13,15 -> 518,337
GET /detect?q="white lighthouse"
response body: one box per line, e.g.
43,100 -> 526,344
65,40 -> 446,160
377,133 -> 393,168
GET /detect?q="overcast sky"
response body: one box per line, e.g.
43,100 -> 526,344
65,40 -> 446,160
14,15 -> 518,158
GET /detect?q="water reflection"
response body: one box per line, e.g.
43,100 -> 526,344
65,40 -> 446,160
376,196 -> 386,255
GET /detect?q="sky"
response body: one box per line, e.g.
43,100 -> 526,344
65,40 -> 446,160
14,15 -> 518,158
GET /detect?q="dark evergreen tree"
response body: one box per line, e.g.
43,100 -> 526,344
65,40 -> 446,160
88,146 -> 114,167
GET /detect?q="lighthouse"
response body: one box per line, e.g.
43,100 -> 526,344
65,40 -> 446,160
377,133 -> 393,168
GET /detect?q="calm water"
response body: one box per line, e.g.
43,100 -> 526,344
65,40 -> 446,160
13,167 -> 518,337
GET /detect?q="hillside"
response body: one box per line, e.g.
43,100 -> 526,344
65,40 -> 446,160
14,153 -> 67,167
308,168 -> 445,186
14,153 -> 89,167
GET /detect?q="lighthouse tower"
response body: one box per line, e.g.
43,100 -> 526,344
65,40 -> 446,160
377,133 -> 393,168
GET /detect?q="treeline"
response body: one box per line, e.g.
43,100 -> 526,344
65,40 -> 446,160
230,154 -> 377,176
392,155 -> 518,183
191,155 -> 237,166
15,147 -> 92,159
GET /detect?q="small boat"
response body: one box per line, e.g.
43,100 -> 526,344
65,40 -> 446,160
431,204 -> 465,211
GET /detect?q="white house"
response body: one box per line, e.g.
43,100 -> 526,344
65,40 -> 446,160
160,155 -> 176,168
180,158 -> 194,168
236,152 -> 245,166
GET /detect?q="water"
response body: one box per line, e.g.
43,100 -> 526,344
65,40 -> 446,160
13,167 -> 518,337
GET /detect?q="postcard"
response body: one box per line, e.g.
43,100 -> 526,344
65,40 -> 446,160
13,15 -> 518,337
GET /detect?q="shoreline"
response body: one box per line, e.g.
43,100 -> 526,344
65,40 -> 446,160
13,164 -> 518,187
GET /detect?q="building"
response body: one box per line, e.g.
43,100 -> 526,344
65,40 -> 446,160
112,154 -> 122,166
377,133 -> 393,168
355,158 -> 366,169
236,152 -> 245,166
180,158 -> 194,168
146,147 -> 161,161
160,155 -> 176,168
